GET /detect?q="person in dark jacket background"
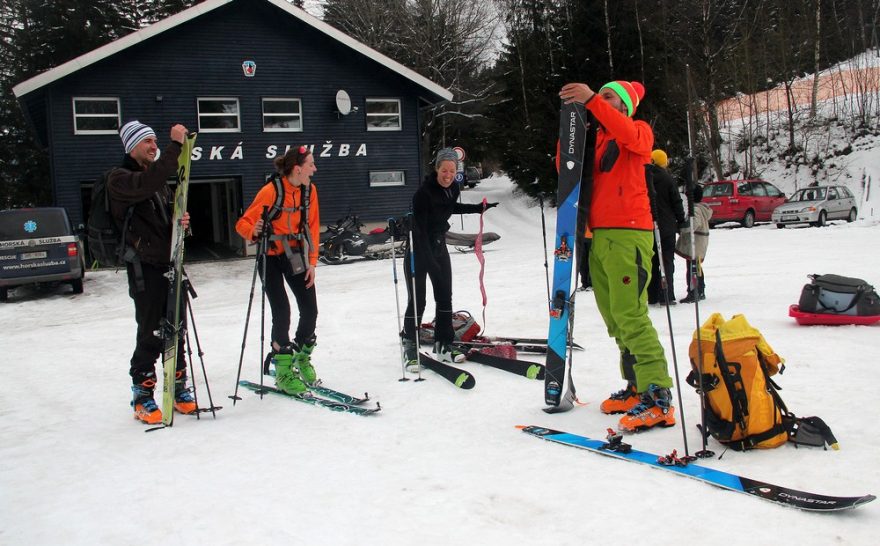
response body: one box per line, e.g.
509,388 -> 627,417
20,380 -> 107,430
400,148 -> 497,365
108,120 -> 195,425
646,149 -> 686,305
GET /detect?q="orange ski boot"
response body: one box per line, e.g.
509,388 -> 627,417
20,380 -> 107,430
131,378 -> 163,424
618,385 -> 676,432
600,383 -> 640,414
173,370 -> 197,415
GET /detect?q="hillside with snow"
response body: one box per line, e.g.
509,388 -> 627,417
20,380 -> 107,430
715,49 -> 880,219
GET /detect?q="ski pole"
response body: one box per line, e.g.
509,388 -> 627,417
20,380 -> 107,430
185,288 -> 219,419
229,205 -> 270,405
646,166 -> 691,459
258,208 -> 271,399
389,216 -> 410,382
686,64 -> 713,459
538,193 -> 551,313
406,212 -> 424,382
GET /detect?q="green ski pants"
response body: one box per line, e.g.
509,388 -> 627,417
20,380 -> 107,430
589,229 -> 672,392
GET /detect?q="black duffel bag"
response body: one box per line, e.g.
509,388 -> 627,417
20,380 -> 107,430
798,274 -> 880,316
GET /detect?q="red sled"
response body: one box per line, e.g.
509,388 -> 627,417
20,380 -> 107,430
788,304 -> 880,326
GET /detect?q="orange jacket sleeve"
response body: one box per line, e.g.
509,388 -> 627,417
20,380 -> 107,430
585,94 -> 653,156
235,183 -> 276,242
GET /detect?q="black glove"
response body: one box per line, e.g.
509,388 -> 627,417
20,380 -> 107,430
484,202 -> 499,210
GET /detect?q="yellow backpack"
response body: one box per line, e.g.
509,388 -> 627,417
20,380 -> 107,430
687,313 -> 791,450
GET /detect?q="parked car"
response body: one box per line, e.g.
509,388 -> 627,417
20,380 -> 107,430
702,179 -> 787,228
771,185 -> 858,228
0,207 -> 85,302
464,165 -> 482,188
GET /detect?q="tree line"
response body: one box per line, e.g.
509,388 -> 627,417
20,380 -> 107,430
1,0 -> 877,206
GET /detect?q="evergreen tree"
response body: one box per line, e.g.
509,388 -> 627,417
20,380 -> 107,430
1,0 -> 196,207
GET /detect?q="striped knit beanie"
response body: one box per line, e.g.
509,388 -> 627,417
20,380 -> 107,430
599,81 -> 646,117
119,120 -> 156,154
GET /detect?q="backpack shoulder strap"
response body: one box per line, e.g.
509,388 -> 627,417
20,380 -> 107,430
268,174 -> 285,220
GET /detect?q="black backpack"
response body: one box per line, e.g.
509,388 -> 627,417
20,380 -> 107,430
87,168 -> 132,267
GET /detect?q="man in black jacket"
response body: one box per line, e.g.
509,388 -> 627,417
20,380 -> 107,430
647,149 -> 686,305
108,120 -> 195,424
400,148 -> 497,365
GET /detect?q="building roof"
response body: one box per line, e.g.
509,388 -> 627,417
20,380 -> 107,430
12,0 -> 452,102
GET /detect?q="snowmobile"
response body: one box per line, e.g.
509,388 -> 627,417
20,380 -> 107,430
445,230 -> 501,252
319,213 -> 405,264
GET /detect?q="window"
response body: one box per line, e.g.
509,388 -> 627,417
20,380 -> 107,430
827,188 -> 838,200
369,171 -> 405,187
737,183 -> 753,196
198,98 -> 240,132
705,183 -> 732,197
262,98 -> 303,131
73,97 -> 120,134
762,183 -> 783,197
750,183 -> 767,197
366,98 -> 401,131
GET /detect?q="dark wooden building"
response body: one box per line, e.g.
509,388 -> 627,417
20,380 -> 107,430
13,0 -> 451,256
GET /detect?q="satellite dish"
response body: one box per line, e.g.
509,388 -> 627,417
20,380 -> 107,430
335,90 -> 352,116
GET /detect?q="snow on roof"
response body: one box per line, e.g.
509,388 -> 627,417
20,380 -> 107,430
12,0 -> 452,102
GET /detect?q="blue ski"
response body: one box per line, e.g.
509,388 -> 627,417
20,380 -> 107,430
519,425 -> 875,512
544,101 -> 590,411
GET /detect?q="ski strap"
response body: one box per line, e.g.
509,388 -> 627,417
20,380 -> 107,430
475,198 -> 488,334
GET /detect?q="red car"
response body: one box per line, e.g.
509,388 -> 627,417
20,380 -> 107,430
702,179 -> 787,228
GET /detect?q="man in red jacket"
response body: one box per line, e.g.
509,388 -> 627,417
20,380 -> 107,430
559,80 -> 675,432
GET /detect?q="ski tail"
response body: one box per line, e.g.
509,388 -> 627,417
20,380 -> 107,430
466,352 -> 545,380
419,353 -> 475,389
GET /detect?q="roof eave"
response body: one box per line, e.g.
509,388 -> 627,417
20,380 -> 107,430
12,0 -> 452,103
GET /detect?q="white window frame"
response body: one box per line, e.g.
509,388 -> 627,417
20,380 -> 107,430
197,97 -> 241,133
262,98 -> 303,132
365,98 -> 402,131
72,97 -> 120,135
369,170 -> 406,187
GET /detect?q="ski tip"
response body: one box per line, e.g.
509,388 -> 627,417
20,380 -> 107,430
515,425 -> 528,430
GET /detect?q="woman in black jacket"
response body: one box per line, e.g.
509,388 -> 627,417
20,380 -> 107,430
400,148 -> 497,365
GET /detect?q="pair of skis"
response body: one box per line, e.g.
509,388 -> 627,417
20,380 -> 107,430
411,347 -> 550,389
238,380 -> 381,416
449,337 -> 583,355
544,100 -> 594,413
159,133 -> 198,428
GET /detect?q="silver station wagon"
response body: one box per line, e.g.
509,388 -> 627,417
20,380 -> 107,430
771,185 -> 858,228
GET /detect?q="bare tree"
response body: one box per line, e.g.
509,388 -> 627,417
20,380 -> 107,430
809,0 -> 821,118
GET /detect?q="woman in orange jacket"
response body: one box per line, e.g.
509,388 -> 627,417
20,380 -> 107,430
235,146 -> 320,395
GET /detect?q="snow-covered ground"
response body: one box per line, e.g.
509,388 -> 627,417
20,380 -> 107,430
1,175 -> 878,544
